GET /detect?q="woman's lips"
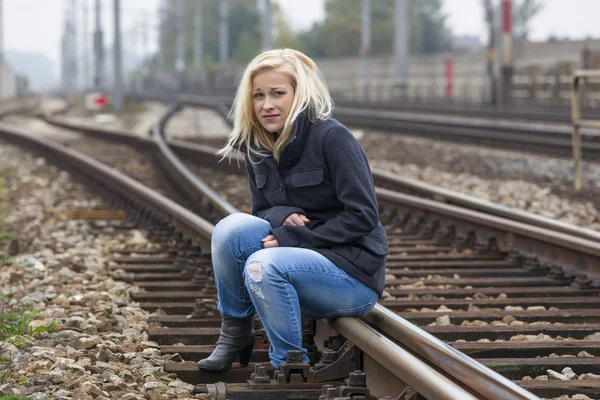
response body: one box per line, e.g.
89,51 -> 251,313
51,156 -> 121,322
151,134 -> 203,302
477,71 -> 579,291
263,114 -> 279,121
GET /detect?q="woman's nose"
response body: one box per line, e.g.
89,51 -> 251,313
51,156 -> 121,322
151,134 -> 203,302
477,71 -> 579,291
263,97 -> 274,110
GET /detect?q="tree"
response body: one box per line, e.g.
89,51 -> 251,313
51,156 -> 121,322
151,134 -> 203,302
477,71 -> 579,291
513,0 -> 544,40
156,0 -> 262,71
490,0 -> 544,41
296,0 -> 452,58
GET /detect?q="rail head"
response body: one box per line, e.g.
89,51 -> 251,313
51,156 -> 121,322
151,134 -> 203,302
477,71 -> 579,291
153,102 -> 238,218
39,93 -> 549,398
0,123 -> 215,246
372,168 -> 600,243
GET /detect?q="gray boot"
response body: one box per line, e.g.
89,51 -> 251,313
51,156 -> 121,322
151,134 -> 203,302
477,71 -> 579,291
197,317 -> 255,371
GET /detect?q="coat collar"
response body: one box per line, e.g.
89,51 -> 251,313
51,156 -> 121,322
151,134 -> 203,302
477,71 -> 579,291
235,108 -> 314,169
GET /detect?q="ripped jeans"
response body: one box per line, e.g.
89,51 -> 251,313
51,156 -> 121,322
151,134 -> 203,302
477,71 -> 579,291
211,213 -> 379,367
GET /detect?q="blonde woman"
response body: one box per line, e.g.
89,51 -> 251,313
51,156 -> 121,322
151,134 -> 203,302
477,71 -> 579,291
197,49 -> 389,372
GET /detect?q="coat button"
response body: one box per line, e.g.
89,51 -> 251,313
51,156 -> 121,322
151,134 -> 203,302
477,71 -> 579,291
284,160 -> 292,166
278,184 -> 283,192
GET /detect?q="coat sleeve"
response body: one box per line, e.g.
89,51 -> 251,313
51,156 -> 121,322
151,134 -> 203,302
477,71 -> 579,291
246,158 -> 305,229
270,126 -> 379,247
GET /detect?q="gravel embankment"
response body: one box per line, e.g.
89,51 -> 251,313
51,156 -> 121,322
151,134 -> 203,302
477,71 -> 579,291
0,141 -> 209,399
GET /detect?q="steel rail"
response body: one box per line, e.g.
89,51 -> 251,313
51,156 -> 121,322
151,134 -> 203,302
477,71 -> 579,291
0,96 -> 41,118
0,123 -> 215,244
152,103 -> 238,217
136,91 -> 600,159
41,103 -> 238,219
363,305 -> 539,400
376,186 -> 600,260
149,101 -> 541,399
133,95 -> 600,244
332,98 -> 598,124
372,169 -> 600,243
326,317 -> 479,400
0,109 -> 482,399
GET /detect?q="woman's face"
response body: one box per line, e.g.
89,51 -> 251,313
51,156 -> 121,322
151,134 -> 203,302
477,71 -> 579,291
252,68 -> 295,135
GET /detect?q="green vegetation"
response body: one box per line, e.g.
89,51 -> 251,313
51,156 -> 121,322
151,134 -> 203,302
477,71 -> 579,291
0,293 -> 57,346
0,233 -> 15,243
154,0 -> 453,71
0,175 -> 5,234
0,396 -> 33,400
0,302 -> 39,345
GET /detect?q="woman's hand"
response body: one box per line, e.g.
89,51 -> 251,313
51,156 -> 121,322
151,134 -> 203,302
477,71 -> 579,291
261,234 -> 279,248
283,213 -> 310,226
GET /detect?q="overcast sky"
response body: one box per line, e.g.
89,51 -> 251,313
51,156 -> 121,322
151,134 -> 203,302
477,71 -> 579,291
4,0 -> 600,73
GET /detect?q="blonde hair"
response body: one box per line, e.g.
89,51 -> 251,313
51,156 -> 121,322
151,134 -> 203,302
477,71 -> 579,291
219,48 -> 333,162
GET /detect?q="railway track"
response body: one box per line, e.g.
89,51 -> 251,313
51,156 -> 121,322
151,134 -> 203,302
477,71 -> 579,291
136,92 -> 600,161
331,98 -> 597,125
2,100 -> 599,398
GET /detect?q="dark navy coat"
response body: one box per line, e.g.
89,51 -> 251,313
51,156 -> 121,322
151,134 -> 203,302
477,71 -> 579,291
242,111 -> 389,295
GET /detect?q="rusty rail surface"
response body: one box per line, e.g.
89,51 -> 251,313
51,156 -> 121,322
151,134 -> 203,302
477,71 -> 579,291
0,106 -> 483,398
136,91 -> 600,161
150,101 -> 542,399
133,92 -> 600,243
35,97 -> 600,398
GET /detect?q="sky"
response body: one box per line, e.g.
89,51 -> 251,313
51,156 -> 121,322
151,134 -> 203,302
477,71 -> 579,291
3,0 -> 600,84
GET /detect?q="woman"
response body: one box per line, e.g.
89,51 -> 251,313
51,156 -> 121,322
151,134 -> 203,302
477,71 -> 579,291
197,48 -> 389,372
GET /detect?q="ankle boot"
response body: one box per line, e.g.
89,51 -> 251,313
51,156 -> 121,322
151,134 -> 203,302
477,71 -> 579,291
197,317 -> 255,371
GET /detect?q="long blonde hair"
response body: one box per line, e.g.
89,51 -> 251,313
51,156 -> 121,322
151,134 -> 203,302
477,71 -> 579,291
219,48 -> 333,162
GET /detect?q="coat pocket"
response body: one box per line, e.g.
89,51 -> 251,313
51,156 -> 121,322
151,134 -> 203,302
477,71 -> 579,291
333,245 -> 385,276
289,169 -> 324,188
353,224 -> 389,256
255,173 -> 268,189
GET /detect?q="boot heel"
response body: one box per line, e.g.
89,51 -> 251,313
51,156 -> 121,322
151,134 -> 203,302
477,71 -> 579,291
238,343 -> 254,366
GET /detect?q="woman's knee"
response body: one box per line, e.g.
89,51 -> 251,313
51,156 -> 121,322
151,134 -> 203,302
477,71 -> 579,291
243,249 -> 286,284
212,213 -> 271,246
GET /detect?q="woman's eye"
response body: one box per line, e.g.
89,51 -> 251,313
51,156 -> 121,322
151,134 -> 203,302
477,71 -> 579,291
253,93 -> 263,99
275,91 -> 285,96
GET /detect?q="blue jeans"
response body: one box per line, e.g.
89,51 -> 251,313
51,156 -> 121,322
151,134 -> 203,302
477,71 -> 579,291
211,213 -> 378,367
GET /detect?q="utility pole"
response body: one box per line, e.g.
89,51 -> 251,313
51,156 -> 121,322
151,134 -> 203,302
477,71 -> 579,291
361,0 -> 371,100
0,0 -> 4,98
483,0 -> 497,106
393,0 -> 408,98
82,0 -> 89,90
71,0 -> 78,91
156,4 -> 166,89
501,0 -> 513,107
113,0 -> 123,111
142,15 -> 149,90
262,0 -> 272,51
94,0 -> 103,90
218,0 -> 229,88
175,0 -> 185,88
193,0 -> 203,69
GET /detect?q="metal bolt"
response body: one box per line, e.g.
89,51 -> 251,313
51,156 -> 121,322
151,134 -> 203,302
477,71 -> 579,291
322,349 -> 337,363
319,384 -> 334,400
348,370 -> 367,387
326,387 -> 339,399
252,365 -> 270,383
287,350 -> 303,363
